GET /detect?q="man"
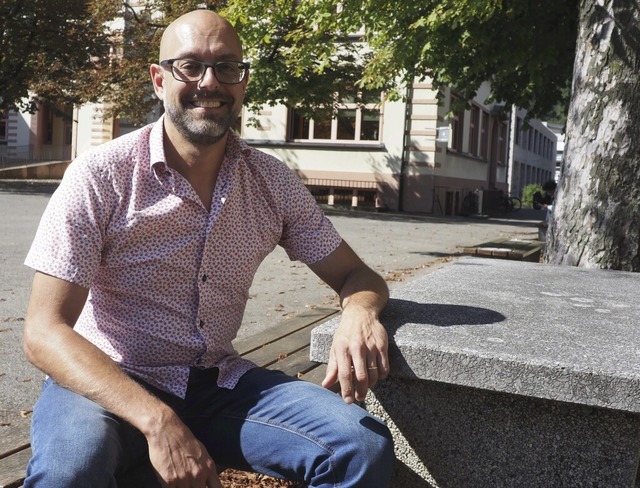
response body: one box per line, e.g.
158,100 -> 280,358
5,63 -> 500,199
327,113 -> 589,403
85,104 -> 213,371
22,9 -> 394,488
533,180 -> 556,222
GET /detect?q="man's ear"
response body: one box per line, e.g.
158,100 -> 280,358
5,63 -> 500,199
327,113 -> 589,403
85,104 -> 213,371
150,64 -> 165,101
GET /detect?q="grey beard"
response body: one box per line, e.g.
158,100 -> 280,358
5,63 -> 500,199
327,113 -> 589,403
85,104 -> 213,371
165,101 -> 237,146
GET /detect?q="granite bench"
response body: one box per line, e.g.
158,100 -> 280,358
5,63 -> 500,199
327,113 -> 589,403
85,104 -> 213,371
311,257 -> 640,487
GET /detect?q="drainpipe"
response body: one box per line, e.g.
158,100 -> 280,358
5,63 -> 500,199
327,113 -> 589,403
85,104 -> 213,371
71,105 -> 79,160
507,105 -> 516,195
398,83 -> 414,212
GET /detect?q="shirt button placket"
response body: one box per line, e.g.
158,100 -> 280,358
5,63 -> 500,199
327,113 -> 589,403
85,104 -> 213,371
198,274 -> 207,328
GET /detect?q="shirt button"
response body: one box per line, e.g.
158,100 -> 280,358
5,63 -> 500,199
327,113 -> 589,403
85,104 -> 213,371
202,274 -> 207,283
199,319 -> 205,328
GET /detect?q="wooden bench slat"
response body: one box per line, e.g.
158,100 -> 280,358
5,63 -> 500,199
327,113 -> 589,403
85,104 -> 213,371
461,238 -> 544,261
0,423 -> 30,460
268,345 -> 320,377
234,307 -> 338,356
0,447 -> 30,488
241,323 -> 322,367
297,363 -> 329,385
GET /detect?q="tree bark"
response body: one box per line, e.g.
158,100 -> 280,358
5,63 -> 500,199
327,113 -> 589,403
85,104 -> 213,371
546,0 -> 640,271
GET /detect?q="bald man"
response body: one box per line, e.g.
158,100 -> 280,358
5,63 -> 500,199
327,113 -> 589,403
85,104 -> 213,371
22,9 -> 394,488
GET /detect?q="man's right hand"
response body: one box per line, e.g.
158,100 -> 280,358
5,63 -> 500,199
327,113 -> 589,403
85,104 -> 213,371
147,413 -> 222,488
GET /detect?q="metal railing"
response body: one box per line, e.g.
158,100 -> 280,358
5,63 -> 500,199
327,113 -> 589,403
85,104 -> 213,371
0,144 -> 71,169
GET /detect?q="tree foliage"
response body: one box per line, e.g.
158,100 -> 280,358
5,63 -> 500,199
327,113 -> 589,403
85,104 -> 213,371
0,0 -> 126,116
1,0 -> 579,124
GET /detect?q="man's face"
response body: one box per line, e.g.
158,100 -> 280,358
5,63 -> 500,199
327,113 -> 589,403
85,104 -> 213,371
154,13 -> 248,146
163,72 -> 242,146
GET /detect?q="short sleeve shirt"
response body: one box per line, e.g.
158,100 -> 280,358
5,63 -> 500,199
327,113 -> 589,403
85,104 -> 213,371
25,117 -> 342,398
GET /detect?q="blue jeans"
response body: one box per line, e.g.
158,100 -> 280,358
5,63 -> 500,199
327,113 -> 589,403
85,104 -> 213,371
25,367 -> 394,487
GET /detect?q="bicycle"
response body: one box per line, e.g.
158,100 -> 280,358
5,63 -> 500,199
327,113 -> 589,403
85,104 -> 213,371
461,191 -> 479,215
496,193 -> 522,213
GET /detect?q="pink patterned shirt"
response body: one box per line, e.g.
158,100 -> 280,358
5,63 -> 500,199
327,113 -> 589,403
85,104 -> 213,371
25,117 -> 342,398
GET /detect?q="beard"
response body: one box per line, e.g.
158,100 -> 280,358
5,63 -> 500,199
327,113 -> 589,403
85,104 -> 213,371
164,91 -> 241,145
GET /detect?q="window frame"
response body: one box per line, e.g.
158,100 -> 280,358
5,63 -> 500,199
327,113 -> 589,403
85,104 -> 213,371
287,92 -> 383,144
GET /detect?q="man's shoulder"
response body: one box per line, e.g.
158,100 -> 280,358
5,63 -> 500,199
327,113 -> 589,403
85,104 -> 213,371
231,134 -> 295,178
74,123 -> 156,171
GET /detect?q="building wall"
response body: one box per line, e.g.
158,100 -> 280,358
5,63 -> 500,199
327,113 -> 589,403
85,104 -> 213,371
4,81 -> 556,215
509,109 -> 557,197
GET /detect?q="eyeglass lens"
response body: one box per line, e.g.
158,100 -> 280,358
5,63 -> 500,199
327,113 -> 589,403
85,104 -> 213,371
171,59 -> 247,84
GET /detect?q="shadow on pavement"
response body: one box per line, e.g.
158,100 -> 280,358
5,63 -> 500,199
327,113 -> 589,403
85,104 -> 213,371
0,180 -> 60,195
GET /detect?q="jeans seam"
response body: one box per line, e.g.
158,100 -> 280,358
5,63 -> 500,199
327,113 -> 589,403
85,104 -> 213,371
220,413 -> 339,486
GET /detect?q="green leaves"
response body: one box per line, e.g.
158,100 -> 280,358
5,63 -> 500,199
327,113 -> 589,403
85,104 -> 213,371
0,0 -> 578,123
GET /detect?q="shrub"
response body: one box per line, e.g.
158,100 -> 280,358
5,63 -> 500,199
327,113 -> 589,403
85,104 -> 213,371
522,184 -> 543,208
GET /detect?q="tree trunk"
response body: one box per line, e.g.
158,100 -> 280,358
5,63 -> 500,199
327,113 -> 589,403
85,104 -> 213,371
546,0 -> 640,271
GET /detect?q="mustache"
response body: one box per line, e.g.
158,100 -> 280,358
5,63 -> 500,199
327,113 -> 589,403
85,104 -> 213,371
185,91 -> 234,104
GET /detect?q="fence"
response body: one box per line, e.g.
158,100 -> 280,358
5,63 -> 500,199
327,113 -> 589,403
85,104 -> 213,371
0,145 -> 71,169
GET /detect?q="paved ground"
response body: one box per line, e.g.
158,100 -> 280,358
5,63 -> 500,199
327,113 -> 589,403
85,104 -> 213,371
0,180 -> 544,424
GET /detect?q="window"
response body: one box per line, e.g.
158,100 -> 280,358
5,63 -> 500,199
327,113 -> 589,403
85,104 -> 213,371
41,105 -> 54,145
288,91 -> 381,143
515,117 -> 522,146
469,105 -> 480,156
450,96 -> 465,152
498,122 -> 508,164
480,111 -> 490,160
0,116 -> 7,143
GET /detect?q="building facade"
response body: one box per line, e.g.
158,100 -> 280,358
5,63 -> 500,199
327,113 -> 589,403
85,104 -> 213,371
1,79 -> 556,215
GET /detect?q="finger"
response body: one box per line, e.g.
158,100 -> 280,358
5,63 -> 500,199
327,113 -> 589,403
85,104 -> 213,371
377,349 -> 390,380
321,349 -> 339,389
366,356 -> 379,388
351,351 -> 370,402
336,350 -> 356,404
207,470 -> 223,488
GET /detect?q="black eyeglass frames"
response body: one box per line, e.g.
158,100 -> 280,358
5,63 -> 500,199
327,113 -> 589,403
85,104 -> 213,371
160,59 -> 250,84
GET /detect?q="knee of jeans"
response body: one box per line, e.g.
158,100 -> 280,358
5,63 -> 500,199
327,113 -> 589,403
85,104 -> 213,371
26,459 -> 118,488
27,418 -> 123,487
355,415 -> 394,464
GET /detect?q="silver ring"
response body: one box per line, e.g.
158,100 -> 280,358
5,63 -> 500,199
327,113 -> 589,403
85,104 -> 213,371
368,366 -> 378,370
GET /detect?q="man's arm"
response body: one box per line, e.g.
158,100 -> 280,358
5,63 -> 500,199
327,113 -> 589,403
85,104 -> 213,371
308,240 -> 390,404
23,271 -> 221,488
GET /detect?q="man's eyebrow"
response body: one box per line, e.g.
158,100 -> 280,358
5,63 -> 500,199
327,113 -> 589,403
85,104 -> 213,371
172,52 -> 244,61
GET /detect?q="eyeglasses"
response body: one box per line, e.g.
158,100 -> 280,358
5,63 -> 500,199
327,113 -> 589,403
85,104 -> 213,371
160,58 -> 250,84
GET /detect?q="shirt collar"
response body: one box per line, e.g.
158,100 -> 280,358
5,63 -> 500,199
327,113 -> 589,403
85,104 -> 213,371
149,115 -> 168,173
149,115 -> 252,174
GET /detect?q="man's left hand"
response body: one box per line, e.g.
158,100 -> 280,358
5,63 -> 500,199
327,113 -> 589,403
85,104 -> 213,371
322,304 -> 389,403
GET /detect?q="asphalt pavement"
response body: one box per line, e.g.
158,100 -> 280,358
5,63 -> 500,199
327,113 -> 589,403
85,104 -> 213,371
0,180 -> 543,424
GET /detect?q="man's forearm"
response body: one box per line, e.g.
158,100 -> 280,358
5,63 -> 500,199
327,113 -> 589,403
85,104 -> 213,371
339,266 -> 389,316
24,317 -> 174,437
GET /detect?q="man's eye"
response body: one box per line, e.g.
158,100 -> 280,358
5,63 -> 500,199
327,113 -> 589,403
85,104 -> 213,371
217,63 -> 239,74
177,61 -> 202,73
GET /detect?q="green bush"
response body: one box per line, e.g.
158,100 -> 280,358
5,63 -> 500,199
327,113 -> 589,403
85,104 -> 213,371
522,184 -> 543,208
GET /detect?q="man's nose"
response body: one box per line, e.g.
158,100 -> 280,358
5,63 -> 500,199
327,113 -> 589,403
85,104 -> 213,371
198,66 -> 221,88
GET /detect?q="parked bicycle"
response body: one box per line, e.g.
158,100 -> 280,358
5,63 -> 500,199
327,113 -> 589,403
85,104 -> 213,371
496,193 -> 522,213
461,190 -> 479,215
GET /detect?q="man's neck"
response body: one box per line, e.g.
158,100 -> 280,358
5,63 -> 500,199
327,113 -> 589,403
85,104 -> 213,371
163,124 -> 229,211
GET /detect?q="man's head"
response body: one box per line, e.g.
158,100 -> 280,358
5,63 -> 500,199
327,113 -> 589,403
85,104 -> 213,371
150,10 -> 248,146
542,180 -> 557,195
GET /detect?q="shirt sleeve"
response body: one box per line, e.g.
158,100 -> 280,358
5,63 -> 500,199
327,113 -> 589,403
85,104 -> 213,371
276,167 -> 343,264
24,158 -> 113,288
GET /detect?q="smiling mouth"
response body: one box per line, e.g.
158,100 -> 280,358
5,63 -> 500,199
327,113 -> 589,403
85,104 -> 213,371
191,100 -> 223,108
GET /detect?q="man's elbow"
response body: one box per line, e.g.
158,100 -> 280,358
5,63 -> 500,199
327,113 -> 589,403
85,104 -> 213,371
23,317 -> 42,367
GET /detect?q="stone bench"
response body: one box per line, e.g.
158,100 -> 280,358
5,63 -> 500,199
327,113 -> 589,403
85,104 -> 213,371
310,257 -> 640,487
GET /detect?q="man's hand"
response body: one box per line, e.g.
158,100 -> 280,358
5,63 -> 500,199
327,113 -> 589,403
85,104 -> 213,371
322,303 -> 389,404
147,412 -> 222,488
